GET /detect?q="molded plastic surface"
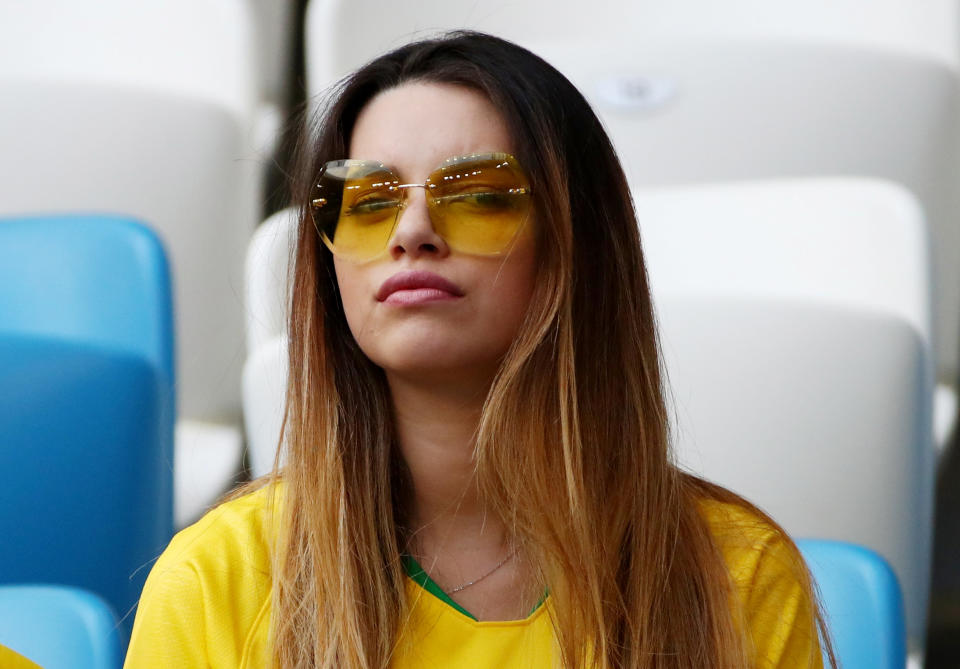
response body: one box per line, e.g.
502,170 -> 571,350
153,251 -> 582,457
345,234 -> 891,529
0,216 -> 174,642
245,209 -> 297,355
0,1 -> 259,424
0,2 -> 255,117
636,178 -> 934,651
0,3 -> 260,524
243,209 -> 297,477
0,216 -> 174,383
244,334 -> 289,477
174,420 -> 243,527
798,539 -> 907,669
0,585 -> 122,669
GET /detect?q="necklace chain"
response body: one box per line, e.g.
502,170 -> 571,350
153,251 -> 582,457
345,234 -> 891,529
445,546 -> 518,594
424,545 -> 519,595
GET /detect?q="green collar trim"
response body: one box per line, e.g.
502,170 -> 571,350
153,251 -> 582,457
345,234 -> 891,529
401,554 -> 548,621
402,554 -> 477,620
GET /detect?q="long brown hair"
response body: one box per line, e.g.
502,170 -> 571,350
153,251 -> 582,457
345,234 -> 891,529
266,30 -> 837,668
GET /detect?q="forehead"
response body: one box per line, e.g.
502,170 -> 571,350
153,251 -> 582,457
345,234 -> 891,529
348,82 -> 515,179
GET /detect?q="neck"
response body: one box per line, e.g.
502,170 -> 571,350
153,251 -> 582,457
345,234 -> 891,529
387,371 -> 509,557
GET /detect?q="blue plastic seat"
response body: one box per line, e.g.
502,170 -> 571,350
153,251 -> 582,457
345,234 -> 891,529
0,215 -> 175,642
798,539 -> 907,669
0,584 -> 122,669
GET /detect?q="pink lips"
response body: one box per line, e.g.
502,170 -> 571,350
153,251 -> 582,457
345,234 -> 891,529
376,270 -> 464,306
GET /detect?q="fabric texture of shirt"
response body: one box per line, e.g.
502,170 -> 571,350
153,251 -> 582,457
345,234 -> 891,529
124,485 -> 823,668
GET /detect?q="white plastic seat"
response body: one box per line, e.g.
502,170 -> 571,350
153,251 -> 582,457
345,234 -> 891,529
243,209 -> 297,478
305,0 -> 960,453
635,176 -> 934,660
0,2 -> 265,527
243,335 -> 290,478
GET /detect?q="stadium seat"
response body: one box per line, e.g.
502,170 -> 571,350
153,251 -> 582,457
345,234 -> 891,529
0,585 -> 122,669
635,177 -> 934,659
304,0 -> 960,453
0,215 -> 175,641
244,209 -> 297,477
798,539 -> 907,669
0,1 -> 264,527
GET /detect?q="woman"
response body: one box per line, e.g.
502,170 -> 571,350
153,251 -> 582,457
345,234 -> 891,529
126,31 -> 835,668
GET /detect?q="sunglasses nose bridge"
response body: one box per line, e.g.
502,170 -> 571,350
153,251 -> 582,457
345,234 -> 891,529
395,183 -> 430,206
393,182 -> 432,224
387,183 -> 448,258
394,182 -> 433,217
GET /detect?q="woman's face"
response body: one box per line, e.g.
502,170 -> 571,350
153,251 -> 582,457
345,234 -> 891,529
333,82 -> 538,388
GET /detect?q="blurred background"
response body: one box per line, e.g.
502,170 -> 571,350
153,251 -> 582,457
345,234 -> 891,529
0,1 -> 958,668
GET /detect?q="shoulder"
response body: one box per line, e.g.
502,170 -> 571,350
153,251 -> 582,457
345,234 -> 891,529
154,482 -> 278,578
698,497 -> 804,584
698,497 -> 824,668
125,484 -> 279,668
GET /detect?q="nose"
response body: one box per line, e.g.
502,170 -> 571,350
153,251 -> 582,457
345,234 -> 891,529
388,187 -> 450,260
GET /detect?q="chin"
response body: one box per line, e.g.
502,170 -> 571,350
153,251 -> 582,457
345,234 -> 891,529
371,346 -> 504,388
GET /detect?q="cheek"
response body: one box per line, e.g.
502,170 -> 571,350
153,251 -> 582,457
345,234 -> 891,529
333,260 -> 372,342
503,260 -> 537,321
480,242 -> 539,347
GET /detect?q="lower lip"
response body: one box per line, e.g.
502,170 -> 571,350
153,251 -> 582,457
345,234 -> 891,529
382,288 -> 461,306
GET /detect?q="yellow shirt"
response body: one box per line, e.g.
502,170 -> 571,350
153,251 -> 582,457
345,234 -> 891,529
0,644 -> 43,669
124,486 -> 822,668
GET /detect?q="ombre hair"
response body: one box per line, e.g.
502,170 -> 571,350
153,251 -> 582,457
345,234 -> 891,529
260,30 -> 837,668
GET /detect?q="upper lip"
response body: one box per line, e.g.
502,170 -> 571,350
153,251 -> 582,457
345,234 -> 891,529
376,270 -> 464,301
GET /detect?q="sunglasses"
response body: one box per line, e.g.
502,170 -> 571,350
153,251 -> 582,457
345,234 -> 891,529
310,152 -> 532,262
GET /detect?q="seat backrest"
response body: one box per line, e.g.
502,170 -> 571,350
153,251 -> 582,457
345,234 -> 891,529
0,585 -> 122,669
304,0 -> 960,390
0,216 -> 174,383
636,177 -> 934,650
797,539 -> 907,669
0,215 -> 175,642
638,178 -> 931,340
244,209 -> 297,477
306,0 -> 959,89
245,209 -> 297,355
0,1 -> 259,424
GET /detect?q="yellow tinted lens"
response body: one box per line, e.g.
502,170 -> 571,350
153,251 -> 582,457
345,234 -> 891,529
311,161 -> 401,261
426,153 -> 531,255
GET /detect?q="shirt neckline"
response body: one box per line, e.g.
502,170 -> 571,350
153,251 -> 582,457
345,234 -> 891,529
401,554 -> 548,623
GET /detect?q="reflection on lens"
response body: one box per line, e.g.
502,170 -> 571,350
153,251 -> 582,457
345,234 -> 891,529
310,153 -> 532,261
311,160 -> 401,261
427,153 -> 531,255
